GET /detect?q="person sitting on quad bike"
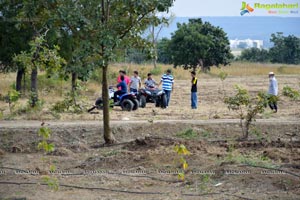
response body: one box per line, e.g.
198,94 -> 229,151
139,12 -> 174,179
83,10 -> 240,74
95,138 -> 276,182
138,73 -> 167,108
114,75 -> 127,105
117,70 -> 130,90
144,73 -> 157,89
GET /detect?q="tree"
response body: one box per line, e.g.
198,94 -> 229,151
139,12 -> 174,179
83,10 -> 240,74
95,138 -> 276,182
0,0 -> 34,92
239,47 -> 269,63
269,33 -> 300,64
9,0 -> 59,104
146,12 -> 174,68
57,0 -> 174,144
169,18 -> 233,72
157,37 -> 172,64
13,34 -> 65,107
54,0 -> 97,93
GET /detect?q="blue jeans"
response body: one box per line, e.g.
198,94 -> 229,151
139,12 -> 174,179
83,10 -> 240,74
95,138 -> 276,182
163,90 -> 171,106
130,88 -> 138,93
191,92 -> 197,109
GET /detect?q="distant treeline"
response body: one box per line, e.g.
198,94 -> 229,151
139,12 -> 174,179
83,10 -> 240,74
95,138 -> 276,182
237,33 -> 300,64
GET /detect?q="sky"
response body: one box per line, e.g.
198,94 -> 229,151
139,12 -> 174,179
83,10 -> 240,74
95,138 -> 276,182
170,0 -> 300,17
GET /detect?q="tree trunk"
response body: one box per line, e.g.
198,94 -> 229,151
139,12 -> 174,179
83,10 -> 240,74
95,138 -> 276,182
153,57 -> 157,68
30,67 -> 38,107
23,71 -> 26,95
71,72 -> 77,92
153,46 -> 157,69
102,64 -> 116,144
16,67 -> 24,93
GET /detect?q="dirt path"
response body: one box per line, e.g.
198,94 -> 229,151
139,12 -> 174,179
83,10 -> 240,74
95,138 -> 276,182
1,118 -> 299,129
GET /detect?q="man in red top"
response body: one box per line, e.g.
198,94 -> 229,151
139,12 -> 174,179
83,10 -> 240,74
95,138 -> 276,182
117,70 -> 130,90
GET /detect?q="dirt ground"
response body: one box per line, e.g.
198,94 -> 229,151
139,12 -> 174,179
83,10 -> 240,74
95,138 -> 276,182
0,75 -> 300,200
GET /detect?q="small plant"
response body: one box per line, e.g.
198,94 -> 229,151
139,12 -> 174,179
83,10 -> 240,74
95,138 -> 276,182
5,89 -> 20,114
51,83 -> 88,114
282,86 -> 300,100
176,129 -> 198,139
201,130 -> 212,138
37,125 -> 59,191
0,110 -> 3,120
174,144 -> 190,181
249,128 -> 263,141
198,174 -> 212,192
224,85 -> 269,140
218,70 -> 228,97
42,176 -> 59,191
38,126 -> 55,153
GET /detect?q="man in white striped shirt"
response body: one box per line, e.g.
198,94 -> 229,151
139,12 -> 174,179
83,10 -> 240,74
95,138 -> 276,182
158,69 -> 174,107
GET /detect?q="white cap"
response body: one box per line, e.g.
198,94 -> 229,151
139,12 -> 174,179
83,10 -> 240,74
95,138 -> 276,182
269,72 -> 275,75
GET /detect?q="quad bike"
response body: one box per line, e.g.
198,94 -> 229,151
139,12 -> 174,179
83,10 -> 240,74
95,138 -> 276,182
138,86 -> 167,108
88,87 -> 139,112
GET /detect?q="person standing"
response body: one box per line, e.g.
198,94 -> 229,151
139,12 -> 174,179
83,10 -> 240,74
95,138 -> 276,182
268,72 -> 278,113
191,71 -> 198,109
129,71 -> 141,93
158,69 -> 174,107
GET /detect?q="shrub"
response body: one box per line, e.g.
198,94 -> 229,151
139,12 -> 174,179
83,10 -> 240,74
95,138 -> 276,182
282,86 -> 300,100
224,85 -> 269,140
150,65 -> 162,75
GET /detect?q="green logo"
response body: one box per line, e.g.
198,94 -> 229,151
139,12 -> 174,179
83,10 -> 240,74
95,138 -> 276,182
241,2 -> 254,16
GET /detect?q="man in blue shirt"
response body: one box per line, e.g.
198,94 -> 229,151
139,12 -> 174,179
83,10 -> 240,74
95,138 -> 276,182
158,69 -> 174,107
114,75 -> 127,103
268,72 -> 278,113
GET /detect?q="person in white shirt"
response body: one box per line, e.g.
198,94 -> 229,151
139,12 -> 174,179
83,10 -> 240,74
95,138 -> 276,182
268,72 -> 278,113
128,71 -> 141,93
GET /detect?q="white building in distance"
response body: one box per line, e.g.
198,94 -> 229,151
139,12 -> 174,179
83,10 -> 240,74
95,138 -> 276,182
230,39 -> 264,49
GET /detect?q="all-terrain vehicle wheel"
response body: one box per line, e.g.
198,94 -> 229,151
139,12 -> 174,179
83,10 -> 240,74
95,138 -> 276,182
140,95 -> 146,108
121,99 -> 134,111
132,99 -> 139,110
95,97 -> 103,107
155,100 -> 160,107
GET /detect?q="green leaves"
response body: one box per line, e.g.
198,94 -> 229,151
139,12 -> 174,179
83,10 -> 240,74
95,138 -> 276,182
224,85 -> 272,139
38,126 -> 55,153
239,48 -> 269,63
7,90 -> 20,104
283,86 -> 300,100
13,34 -> 66,75
224,85 -> 250,110
38,127 -> 52,139
42,175 -> 59,191
174,144 -> 190,181
174,144 -> 191,155
269,33 -> 300,64
169,18 -> 233,71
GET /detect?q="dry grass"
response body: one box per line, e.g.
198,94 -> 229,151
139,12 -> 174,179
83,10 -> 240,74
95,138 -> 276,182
0,73 -> 16,95
109,62 -> 300,81
210,62 -> 300,77
1,62 -> 299,98
0,62 -> 300,121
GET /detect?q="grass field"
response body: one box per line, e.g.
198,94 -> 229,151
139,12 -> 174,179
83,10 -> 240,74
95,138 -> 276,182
1,62 -> 300,199
0,62 -> 300,121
